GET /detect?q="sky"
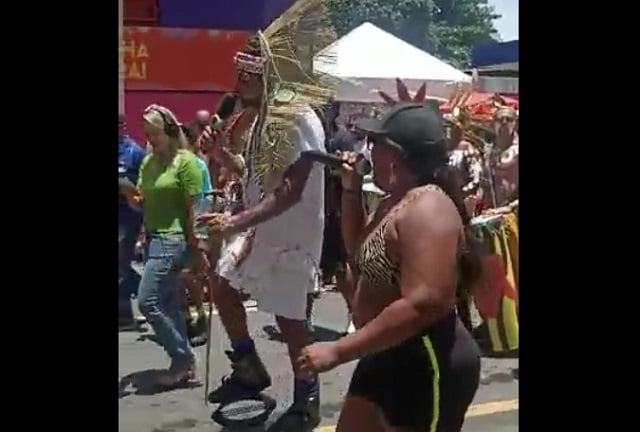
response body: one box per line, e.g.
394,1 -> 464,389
488,0 -> 518,41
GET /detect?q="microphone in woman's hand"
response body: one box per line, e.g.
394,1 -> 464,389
300,150 -> 372,177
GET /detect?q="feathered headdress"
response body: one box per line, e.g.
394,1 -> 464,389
238,0 -> 337,186
494,104 -> 518,121
441,72 -> 497,149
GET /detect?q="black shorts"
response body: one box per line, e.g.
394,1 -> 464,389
348,317 -> 481,431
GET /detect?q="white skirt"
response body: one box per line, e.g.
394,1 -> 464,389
216,231 -> 320,321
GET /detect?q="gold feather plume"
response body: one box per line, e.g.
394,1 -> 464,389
443,78 -> 495,150
248,0 -> 338,185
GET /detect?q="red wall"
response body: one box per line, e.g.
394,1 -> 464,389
123,27 -> 248,91
122,27 -> 248,143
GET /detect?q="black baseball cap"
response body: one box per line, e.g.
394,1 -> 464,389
356,102 -> 446,158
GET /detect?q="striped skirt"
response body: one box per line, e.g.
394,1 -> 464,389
469,212 -> 519,354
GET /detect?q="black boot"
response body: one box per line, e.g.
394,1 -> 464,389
268,384 -> 320,432
207,350 -> 272,404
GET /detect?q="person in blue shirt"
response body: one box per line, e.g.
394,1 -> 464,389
118,114 -> 147,329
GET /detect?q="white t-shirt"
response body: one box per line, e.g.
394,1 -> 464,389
216,107 -> 325,318
245,107 -> 326,259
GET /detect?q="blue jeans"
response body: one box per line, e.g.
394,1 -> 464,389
138,233 -> 194,361
119,223 -> 141,319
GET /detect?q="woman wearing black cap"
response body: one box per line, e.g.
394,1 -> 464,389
299,103 -> 482,432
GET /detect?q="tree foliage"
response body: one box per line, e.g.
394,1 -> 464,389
325,0 -> 500,69
431,0 -> 501,68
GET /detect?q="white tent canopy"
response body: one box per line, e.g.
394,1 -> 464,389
314,23 -> 471,103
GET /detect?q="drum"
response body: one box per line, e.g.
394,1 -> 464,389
469,212 -> 519,354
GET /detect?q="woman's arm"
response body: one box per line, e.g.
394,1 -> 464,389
341,187 -> 366,257
334,193 -> 461,363
339,152 -> 367,257
178,155 -> 204,248
184,196 -> 199,248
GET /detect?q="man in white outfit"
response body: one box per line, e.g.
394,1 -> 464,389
197,35 -> 325,432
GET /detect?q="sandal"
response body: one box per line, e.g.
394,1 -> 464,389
156,357 -> 196,387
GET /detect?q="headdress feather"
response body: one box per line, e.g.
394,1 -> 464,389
245,0 -> 337,185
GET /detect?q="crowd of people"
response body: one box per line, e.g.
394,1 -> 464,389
118,26 -> 518,432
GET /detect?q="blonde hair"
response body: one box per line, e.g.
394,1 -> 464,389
142,104 -> 188,152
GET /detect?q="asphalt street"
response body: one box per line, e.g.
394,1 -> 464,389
119,292 -> 518,432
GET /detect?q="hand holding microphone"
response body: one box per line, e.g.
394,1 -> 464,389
198,125 -> 223,156
338,151 -> 365,192
300,150 -> 370,192
210,93 -> 237,130
199,93 -> 238,155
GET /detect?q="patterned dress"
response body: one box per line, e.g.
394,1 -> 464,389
448,141 -> 483,198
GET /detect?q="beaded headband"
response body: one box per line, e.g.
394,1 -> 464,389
234,52 -> 266,76
495,106 -> 518,120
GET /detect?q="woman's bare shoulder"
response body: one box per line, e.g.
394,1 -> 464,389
396,186 -> 462,234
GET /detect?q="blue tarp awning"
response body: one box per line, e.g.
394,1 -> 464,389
471,40 -> 518,67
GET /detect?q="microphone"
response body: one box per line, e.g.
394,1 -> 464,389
210,93 -> 238,130
301,150 -> 372,177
